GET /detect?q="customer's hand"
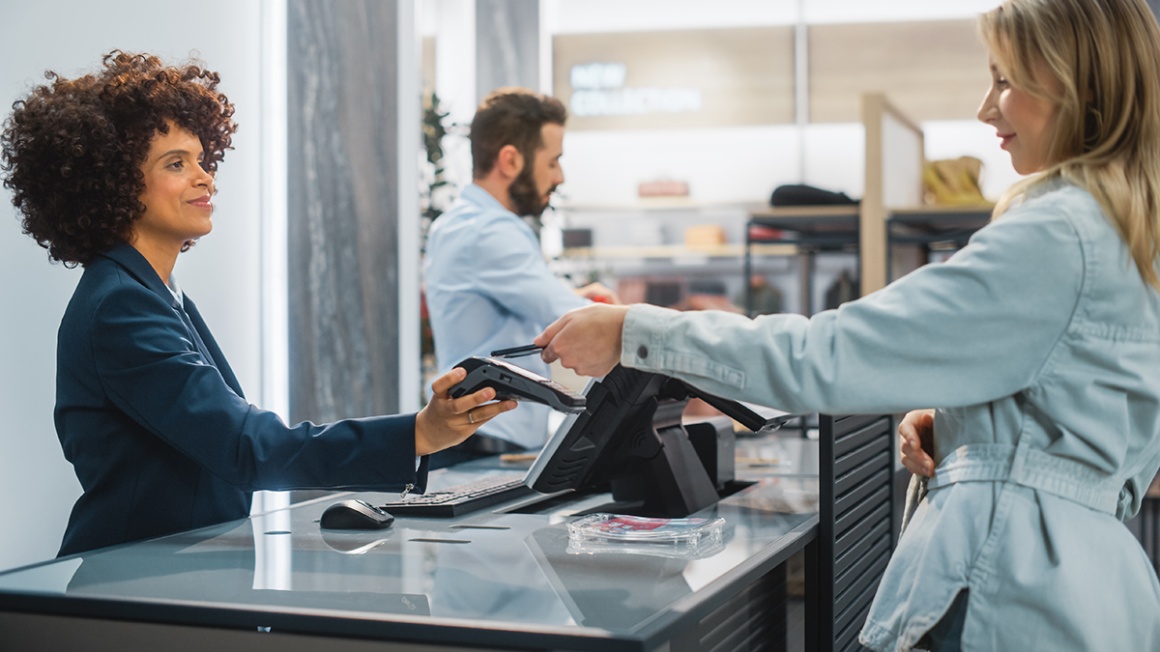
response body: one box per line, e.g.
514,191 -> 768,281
576,282 -> 621,305
898,409 -> 936,477
535,304 -> 629,377
415,367 -> 517,456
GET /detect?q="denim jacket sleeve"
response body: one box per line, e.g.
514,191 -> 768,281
620,204 -> 1084,415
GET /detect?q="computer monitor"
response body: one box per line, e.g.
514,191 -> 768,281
525,365 -> 783,517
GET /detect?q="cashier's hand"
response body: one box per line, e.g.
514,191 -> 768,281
535,304 -> 629,377
414,367 -> 517,456
898,409 -> 936,477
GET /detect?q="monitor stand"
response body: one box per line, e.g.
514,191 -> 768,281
605,398 -> 721,517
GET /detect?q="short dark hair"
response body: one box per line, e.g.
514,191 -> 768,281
1,50 -> 237,266
470,88 -> 566,179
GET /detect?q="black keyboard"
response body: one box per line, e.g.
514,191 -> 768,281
378,472 -> 534,517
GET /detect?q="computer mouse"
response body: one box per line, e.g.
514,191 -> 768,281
320,499 -> 395,530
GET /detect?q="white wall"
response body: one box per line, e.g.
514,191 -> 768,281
0,0 -> 266,570
560,126 -> 801,207
545,0 -> 1001,33
541,0 -> 1020,209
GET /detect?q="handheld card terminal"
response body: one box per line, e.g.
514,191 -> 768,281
450,356 -> 587,413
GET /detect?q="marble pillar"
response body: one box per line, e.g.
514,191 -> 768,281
287,0 -> 401,423
475,0 -> 540,102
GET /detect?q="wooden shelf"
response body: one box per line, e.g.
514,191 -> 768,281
562,243 -> 796,259
559,200 -> 752,211
747,205 -> 861,251
887,205 -> 991,247
748,204 -> 860,220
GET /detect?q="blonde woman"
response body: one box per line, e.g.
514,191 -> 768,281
535,0 -> 1160,649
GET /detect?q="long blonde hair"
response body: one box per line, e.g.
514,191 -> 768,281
980,0 -> 1160,289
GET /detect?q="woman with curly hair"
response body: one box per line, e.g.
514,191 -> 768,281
1,51 -> 514,557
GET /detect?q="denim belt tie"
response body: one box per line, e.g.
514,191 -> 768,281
925,440 -> 1124,515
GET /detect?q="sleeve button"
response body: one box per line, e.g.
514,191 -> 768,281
637,345 -> 649,359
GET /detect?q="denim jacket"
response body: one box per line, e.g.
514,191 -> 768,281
620,180 -> 1160,651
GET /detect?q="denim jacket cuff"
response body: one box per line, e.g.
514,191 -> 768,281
621,303 -> 680,371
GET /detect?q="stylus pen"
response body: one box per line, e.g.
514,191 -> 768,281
490,344 -> 544,359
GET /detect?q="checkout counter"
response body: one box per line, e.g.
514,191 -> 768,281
0,436 -> 827,652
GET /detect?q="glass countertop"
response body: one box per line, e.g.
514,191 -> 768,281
0,440 -> 818,646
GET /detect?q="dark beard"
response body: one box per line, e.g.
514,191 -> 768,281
508,164 -> 552,218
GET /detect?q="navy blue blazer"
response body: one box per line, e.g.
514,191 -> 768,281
55,244 -> 427,556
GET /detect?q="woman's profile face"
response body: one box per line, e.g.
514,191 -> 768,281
132,122 -> 216,254
976,55 -> 1061,175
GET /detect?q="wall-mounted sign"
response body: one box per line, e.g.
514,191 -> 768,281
553,27 -> 795,131
569,62 -> 702,118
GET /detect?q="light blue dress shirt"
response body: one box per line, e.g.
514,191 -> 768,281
423,184 -> 587,449
618,180 -> 1160,651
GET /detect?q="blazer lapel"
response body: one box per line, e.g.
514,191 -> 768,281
97,243 -> 246,399
182,295 -> 245,399
99,243 -> 175,303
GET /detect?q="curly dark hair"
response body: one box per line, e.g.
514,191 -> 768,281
1,50 -> 237,266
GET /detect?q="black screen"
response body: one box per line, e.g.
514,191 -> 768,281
525,365 -> 776,517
